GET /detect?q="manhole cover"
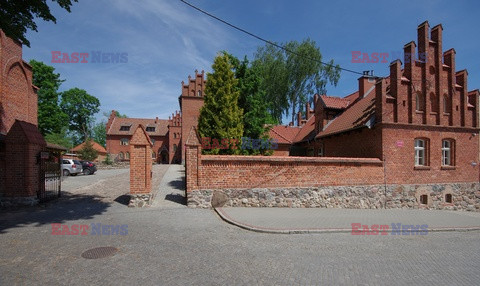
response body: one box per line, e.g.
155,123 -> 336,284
81,247 -> 118,259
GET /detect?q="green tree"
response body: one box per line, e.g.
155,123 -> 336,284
198,52 -> 244,154
60,88 -> 100,142
44,127 -> 74,149
0,0 -> 78,47
29,60 -> 69,135
78,139 -> 98,161
254,39 -> 341,123
92,121 -> 106,147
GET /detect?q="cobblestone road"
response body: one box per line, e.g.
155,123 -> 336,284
0,166 -> 479,285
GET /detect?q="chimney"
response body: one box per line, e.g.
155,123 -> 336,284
155,117 -> 158,124
358,71 -> 375,97
297,111 -> 302,126
305,102 -> 312,120
289,121 -> 293,127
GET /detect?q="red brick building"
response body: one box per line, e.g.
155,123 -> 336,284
0,30 -> 58,205
106,70 -> 206,164
269,21 -> 479,185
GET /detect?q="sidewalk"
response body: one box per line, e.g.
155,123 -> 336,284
215,207 -> 480,234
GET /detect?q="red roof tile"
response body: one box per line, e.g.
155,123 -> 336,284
320,95 -> 352,109
293,115 -> 316,143
316,87 -> 377,139
107,117 -> 169,136
71,141 -> 107,154
269,125 -> 301,144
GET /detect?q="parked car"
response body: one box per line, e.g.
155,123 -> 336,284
61,159 -> 83,176
80,160 -> 97,175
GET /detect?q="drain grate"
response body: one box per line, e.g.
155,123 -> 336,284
81,246 -> 118,259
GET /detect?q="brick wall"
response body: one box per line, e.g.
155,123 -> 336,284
0,30 -> 38,135
382,124 -> 479,184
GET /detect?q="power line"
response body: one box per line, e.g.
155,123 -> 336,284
179,0 -> 365,76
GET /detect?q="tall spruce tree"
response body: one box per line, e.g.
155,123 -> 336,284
198,52 -> 244,154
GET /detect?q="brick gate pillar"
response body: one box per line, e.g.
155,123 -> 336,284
185,127 -> 201,205
2,120 -> 46,206
129,125 -> 154,207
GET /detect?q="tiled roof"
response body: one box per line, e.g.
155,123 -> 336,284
269,125 -> 301,144
316,87 -> 376,139
107,117 -> 169,136
320,95 -> 352,109
71,141 -> 107,154
293,115 -> 316,143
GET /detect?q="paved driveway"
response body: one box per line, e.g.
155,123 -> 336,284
0,165 -> 479,285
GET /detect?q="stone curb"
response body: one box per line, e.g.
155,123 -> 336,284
214,207 -> 480,234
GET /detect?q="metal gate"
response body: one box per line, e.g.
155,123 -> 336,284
38,147 -> 62,202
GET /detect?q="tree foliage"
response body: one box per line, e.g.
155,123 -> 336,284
44,127 -> 74,149
0,0 -> 78,47
29,60 -> 69,135
92,121 -> 106,147
78,138 -> 98,161
60,88 -> 100,143
198,52 -> 244,154
253,38 -> 341,123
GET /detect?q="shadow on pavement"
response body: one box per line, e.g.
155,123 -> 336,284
114,194 -> 131,206
0,192 -> 111,234
165,193 -> 186,205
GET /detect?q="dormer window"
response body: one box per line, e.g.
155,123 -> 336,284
146,126 -> 156,132
120,125 -> 130,131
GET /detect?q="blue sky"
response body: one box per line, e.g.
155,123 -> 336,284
23,0 -> 480,124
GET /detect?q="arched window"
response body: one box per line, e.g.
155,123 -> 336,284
120,138 -> 129,145
416,93 -> 424,112
173,144 -> 177,152
125,152 -> 130,160
197,90 -> 202,97
119,152 -> 124,160
174,133 -> 176,139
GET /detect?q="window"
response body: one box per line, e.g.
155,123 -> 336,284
416,93 -> 424,112
119,152 -> 124,160
420,194 -> 428,205
443,94 -> 450,114
120,138 -> 129,145
197,90 -> 202,97
173,144 -> 177,152
442,139 -> 454,166
146,126 -> 155,132
174,133 -> 176,139
152,151 -> 156,159
317,145 -> 324,157
150,139 -> 155,145
445,193 -> 452,204
120,125 -> 130,131
125,152 -> 130,160
414,139 -> 427,166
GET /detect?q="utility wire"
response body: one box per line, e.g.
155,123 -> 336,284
179,0 -> 365,76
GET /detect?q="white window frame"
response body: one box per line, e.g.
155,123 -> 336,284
442,140 -> 452,166
120,138 -> 129,146
414,139 -> 425,166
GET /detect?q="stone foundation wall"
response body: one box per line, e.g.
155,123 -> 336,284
128,193 -> 154,208
187,182 -> 480,211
